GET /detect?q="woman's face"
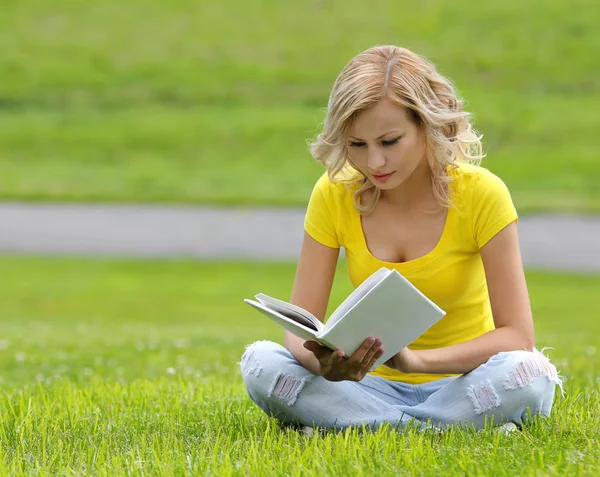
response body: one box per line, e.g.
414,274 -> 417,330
346,97 -> 427,190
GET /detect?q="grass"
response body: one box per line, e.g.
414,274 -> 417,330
0,0 -> 599,211
0,256 -> 598,475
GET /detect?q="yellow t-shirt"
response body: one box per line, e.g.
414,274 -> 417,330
303,163 -> 518,384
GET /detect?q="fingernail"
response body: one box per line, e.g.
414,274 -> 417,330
367,337 -> 375,344
375,338 -> 382,346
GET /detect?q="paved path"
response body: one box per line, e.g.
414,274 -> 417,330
1,203 -> 599,272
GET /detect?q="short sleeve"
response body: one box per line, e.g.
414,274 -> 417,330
471,168 -> 518,249
304,173 -> 340,248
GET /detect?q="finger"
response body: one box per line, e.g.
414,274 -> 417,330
303,341 -> 331,360
328,348 -> 345,365
330,349 -> 354,379
358,337 -> 383,368
348,337 -> 378,364
350,337 -> 381,366
364,346 -> 385,373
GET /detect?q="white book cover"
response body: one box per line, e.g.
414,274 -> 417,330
244,267 -> 445,370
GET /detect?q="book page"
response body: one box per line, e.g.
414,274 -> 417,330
255,294 -> 323,332
324,267 -> 390,331
244,299 -> 321,341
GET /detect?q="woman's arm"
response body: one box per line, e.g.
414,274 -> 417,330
390,221 -> 535,375
284,231 -> 340,376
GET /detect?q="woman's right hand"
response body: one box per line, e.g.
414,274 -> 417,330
303,337 -> 384,382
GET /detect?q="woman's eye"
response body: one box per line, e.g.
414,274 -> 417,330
349,141 -> 366,148
382,137 -> 400,146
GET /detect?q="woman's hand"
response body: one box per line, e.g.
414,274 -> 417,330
303,337 -> 384,382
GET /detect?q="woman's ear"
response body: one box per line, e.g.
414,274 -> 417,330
441,122 -> 457,140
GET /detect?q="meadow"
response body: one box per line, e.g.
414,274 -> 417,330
0,257 -> 598,475
1,0 -> 598,211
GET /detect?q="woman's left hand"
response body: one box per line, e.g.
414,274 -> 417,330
385,347 -> 423,374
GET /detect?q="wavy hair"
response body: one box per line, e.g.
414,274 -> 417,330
309,45 -> 484,214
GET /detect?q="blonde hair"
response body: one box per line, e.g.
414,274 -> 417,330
309,45 -> 484,214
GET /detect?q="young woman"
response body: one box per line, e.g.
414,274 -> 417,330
240,45 -> 562,431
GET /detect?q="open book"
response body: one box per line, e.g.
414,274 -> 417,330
244,267 -> 446,370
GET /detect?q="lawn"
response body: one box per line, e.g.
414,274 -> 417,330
1,0 -> 599,212
0,256 -> 598,475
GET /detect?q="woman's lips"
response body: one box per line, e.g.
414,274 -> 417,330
371,172 -> 394,182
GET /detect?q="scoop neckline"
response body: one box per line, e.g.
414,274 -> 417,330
354,199 -> 453,271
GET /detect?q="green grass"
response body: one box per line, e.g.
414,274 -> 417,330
0,0 -> 599,211
0,256 -> 598,475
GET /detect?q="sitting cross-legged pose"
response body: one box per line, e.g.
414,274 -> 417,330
240,45 -> 562,431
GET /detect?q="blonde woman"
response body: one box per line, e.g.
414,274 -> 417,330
240,45 -> 562,431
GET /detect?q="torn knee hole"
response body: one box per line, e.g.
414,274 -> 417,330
503,349 -> 562,392
240,347 -> 263,378
467,380 -> 501,415
268,372 -> 306,406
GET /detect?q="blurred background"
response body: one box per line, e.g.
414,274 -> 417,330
0,0 -> 598,413
1,0 -> 598,210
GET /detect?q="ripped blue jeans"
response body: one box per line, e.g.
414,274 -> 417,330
240,341 -> 562,430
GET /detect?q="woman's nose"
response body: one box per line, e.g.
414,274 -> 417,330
368,149 -> 386,170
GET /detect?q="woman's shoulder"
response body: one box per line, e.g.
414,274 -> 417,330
450,161 -> 498,183
312,168 -> 360,201
450,162 -> 511,202
305,169 -> 358,248
449,162 -> 517,245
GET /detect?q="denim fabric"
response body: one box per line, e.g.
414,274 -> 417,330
240,340 -> 562,430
